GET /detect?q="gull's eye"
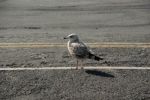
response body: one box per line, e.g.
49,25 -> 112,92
70,36 -> 73,38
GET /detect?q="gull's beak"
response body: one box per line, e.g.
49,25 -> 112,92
64,36 -> 68,39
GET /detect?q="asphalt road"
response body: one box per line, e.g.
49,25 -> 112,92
0,0 -> 150,100
0,47 -> 150,68
0,0 -> 150,43
0,70 -> 150,100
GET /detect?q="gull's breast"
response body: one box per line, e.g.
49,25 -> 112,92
68,41 -> 88,59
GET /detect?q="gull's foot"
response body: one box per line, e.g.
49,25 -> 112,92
76,67 -> 79,70
81,66 -> 84,70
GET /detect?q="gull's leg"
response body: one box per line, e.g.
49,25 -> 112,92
76,59 -> 79,70
81,59 -> 84,69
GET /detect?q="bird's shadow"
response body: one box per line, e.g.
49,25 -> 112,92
85,70 -> 115,78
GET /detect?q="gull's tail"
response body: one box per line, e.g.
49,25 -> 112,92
88,53 -> 103,61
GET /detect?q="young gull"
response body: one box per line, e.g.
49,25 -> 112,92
64,33 -> 103,69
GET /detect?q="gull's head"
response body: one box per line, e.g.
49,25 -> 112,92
64,33 -> 79,42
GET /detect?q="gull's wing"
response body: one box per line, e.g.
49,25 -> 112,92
81,42 -> 94,54
69,41 -> 103,60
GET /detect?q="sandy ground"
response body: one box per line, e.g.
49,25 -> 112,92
0,0 -> 150,99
